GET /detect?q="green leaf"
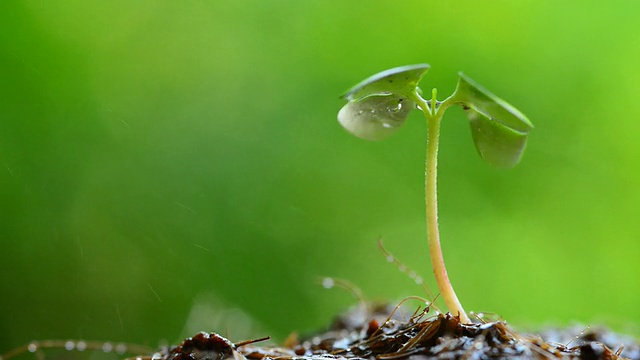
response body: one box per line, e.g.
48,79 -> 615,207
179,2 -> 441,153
451,73 -> 533,167
341,64 -> 430,101
338,94 -> 413,141
338,64 -> 429,141
466,110 -> 529,168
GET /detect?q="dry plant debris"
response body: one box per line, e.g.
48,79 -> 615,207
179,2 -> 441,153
155,303 -> 638,360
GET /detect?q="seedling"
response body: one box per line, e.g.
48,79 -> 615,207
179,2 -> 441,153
337,64 -> 533,324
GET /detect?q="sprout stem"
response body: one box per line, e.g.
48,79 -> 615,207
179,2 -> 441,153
417,90 -> 470,324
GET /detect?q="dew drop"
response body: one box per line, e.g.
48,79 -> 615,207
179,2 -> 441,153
386,255 -> 394,263
322,277 -> 334,289
28,343 -> 38,353
388,100 -> 403,113
76,341 -> 87,351
102,343 -> 113,353
115,344 -> 127,354
65,341 -> 75,351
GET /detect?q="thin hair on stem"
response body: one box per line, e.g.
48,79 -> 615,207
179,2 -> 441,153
377,238 -> 440,312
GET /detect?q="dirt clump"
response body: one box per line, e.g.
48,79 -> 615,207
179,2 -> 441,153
161,304 -> 638,360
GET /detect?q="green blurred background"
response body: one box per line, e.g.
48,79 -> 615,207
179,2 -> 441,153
2,0 -> 640,354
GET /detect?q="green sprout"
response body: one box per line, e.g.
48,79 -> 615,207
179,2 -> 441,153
337,64 -> 533,324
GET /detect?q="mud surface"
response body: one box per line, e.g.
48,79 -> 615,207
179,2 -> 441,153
3,304 -> 638,360
161,304 -> 639,360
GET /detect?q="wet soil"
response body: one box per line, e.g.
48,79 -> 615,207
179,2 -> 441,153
161,303 -> 640,360
4,303 -> 638,360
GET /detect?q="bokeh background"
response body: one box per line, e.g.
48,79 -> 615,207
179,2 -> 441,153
2,0 -> 640,355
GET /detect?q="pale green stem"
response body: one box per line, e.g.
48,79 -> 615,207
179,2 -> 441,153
414,89 -> 470,324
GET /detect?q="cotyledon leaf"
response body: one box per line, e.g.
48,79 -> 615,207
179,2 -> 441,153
338,94 -> 413,141
451,73 -> 533,167
466,110 -> 529,168
341,64 -> 430,101
338,64 -> 429,141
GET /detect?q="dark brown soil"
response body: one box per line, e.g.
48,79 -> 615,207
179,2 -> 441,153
3,304 -> 638,360
161,303 -> 639,360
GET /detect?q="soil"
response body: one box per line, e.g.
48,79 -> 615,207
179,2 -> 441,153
4,303 -> 638,360
158,303 -> 640,360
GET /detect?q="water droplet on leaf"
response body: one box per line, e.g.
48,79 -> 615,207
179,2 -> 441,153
102,343 -> 114,353
322,277 -> 335,289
